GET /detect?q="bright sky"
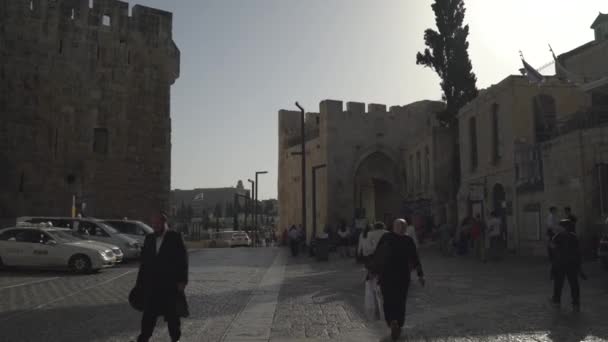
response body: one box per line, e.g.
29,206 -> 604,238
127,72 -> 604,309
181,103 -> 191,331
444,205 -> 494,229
134,0 -> 606,200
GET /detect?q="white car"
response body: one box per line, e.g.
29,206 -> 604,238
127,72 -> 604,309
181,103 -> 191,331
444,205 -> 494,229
229,232 -> 252,248
102,219 -> 154,245
60,230 -> 124,263
0,225 -> 116,273
18,217 -> 141,260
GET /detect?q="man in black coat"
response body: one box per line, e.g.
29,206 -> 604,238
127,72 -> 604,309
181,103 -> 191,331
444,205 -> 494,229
550,219 -> 585,312
136,213 -> 188,342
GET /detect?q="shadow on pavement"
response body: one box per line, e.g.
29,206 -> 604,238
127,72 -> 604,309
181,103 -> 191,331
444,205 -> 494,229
278,247 -> 608,342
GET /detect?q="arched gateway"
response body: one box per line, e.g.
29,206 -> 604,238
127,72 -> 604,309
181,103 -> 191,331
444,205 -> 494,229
353,151 -> 402,226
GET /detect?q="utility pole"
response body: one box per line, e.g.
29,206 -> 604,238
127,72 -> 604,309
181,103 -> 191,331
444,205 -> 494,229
312,164 -> 326,238
253,171 -> 268,243
296,102 -> 306,240
247,179 -> 254,230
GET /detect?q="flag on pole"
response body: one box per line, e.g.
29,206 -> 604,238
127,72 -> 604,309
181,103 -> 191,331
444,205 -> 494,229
520,53 -> 545,84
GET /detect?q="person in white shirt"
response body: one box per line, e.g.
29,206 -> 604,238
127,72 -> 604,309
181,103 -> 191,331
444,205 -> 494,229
546,206 -> 559,264
337,223 -> 351,257
486,211 -> 502,261
358,223 -> 388,262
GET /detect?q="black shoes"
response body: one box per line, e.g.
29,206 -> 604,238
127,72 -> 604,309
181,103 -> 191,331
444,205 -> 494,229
390,320 -> 401,340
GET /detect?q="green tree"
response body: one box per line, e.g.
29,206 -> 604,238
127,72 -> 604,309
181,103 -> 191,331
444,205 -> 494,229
416,0 -> 478,127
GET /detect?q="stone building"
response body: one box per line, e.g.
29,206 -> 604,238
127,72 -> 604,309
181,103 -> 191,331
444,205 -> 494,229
457,13 -> 608,256
457,75 -> 588,252
513,14 -> 608,256
0,0 -> 180,225
170,182 -> 250,219
277,99 -> 455,242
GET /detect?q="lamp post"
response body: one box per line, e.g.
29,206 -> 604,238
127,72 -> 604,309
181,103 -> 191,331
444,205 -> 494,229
254,171 -> 268,231
295,102 -> 306,240
312,164 -> 326,238
247,179 -> 254,230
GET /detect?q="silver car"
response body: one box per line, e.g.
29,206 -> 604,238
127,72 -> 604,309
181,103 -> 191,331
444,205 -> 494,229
17,217 -> 141,260
102,219 -> 154,245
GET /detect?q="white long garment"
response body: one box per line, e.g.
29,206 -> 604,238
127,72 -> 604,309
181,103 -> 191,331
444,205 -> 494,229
359,230 -> 387,256
405,225 -> 419,248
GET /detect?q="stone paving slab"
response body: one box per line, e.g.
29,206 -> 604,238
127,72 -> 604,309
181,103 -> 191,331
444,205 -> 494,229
271,248 -> 608,341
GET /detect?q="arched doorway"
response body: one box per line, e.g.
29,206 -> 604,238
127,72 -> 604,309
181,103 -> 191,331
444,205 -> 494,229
354,152 -> 401,226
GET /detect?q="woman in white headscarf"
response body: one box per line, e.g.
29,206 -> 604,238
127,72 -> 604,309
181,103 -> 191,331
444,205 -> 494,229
369,218 -> 424,341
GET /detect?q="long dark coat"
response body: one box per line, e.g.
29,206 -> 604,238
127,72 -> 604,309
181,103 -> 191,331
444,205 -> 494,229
135,230 -> 189,316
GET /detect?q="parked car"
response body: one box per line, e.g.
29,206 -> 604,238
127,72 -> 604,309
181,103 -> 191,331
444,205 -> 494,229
0,224 -> 116,273
17,217 -> 141,260
101,219 -> 153,245
229,232 -> 252,247
57,229 -> 124,263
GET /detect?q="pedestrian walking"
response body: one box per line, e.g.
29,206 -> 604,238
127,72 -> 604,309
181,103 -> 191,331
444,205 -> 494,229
358,222 -> 388,264
471,214 -> 484,261
438,220 -> 453,256
368,219 -> 425,341
550,219 -> 586,312
288,225 -> 299,257
133,213 -> 189,342
457,217 -> 472,255
337,223 -> 351,257
564,207 -> 578,231
486,212 -> 502,261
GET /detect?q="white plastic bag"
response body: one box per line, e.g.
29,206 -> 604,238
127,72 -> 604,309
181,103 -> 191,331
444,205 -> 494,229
374,279 -> 385,321
364,279 -> 376,319
365,277 -> 385,321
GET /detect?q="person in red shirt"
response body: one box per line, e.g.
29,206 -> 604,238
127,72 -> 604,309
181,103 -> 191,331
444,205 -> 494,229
471,214 -> 484,260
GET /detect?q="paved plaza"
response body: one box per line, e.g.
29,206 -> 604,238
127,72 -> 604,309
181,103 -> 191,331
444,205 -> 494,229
1,246 -> 608,341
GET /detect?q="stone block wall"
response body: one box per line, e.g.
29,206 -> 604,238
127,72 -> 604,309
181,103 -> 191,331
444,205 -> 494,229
0,0 -> 179,223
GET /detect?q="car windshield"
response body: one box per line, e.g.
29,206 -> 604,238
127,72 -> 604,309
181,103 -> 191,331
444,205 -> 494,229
97,222 -> 118,234
47,230 -> 80,243
138,222 -> 155,234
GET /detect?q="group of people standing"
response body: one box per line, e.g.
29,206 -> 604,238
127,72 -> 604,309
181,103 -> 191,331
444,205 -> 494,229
358,219 -> 424,341
439,211 -> 504,262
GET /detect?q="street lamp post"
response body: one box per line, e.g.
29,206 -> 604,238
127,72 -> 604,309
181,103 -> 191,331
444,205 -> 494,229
248,179 -> 254,230
254,171 -> 268,231
312,164 -> 327,238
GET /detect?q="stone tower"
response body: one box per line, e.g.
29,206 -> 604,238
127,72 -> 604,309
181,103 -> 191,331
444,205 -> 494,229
0,0 -> 180,224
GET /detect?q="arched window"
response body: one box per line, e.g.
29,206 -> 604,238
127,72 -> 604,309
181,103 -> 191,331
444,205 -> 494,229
533,94 -> 556,143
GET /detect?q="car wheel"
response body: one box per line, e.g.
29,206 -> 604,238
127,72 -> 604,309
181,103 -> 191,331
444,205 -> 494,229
69,255 -> 92,274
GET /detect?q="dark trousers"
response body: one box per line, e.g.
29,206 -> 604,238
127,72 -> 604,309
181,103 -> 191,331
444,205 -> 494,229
290,240 -> 299,256
552,268 -> 580,305
137,309 -> 181,342
381,279 -> 410,327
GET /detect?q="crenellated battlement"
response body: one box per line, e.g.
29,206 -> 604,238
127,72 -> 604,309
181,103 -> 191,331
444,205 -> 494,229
3,0 -> 175,46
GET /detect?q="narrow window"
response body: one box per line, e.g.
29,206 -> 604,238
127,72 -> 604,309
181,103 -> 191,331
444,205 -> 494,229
102,15 -> 111,27
19,172 -> 25,192
54,128 -> 58,157
492,103 -> 501,163
58,40 -> 63,54
93,128 -> 109,154
425,146 -> 430,186
416,151 -> 421,186
469,117 -> 478,170
127,50 -> 131,64
70,8 -> 75,20
97,45 -> 100,60
533,94 -> 556,143
409,155 -> 414,191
